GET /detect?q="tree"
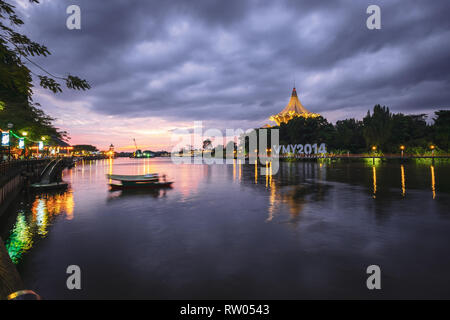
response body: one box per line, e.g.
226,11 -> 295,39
202,139 -> 212,156
212,144 -> 224,157
389,113 -> 429,152
432,110 -> 450,151
0,0 -> 90,96
73,145 -> 98,153
0,0 -> 90,149
362,105 -> 393,151
334,118 -> 365,153
280,116 -> 335,146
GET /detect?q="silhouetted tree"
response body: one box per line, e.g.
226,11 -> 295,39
333,118 -> 365,152
0,0 -> 90,147
280,116 -> 334,146
362,105 -> 393,150
432,110 -> 450,151
389,113 -> 428,152
73,145 -> 98,153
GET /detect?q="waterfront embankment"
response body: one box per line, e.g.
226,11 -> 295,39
0,236 -> 23,299
0,160 -> 52,218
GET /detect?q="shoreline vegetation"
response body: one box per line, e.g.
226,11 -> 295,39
173,105 -> 449,160
241,105 -> 449,156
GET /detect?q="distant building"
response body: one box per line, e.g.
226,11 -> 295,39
48,138 -> 73,157
107,144 -> 115,157
134,149 -> 143,158
143,150 -> 155,158
268,87 -> 320,126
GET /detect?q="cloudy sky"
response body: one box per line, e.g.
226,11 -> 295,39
13,0 -> 450,151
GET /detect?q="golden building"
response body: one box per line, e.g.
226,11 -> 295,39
269,87 -> 320,126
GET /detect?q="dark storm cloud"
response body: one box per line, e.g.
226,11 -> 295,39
15,0 -> 450,123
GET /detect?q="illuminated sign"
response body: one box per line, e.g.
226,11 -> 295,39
272,143 -> 327,155
1,132 -> 10,146
38,141 -> 44,151
19,138 -> 25,149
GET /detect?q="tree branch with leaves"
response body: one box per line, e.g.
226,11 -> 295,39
0,0 -> 90,98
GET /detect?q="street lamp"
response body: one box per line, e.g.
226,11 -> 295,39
41,137 -> 46,141
22,131 -> 28,136
430,145 -> 435,156
400,145 -> 405,158
371,146 -> 377,165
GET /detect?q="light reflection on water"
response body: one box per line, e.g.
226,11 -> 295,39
401,165 -> 406,197
5,192 -> 74,264
1,158 -> 450,299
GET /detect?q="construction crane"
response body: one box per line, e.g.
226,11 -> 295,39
132,138 -> 142,158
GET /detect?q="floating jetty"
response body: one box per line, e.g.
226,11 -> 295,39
29,159 -> 70,191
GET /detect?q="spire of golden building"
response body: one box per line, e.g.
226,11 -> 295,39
269,87 -> 320,126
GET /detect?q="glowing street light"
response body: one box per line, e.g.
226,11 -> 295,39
41,137 -> 46,141
22,131 -> 28,136
430,145 -> 435,157
400,145 -> 405,158
371,146 -> 377,165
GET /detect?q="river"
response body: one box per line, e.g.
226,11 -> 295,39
1,158 -> 449,299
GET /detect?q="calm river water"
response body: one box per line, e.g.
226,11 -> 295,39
1,158 -> 450,299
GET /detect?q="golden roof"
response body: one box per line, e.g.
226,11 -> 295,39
269,87 -> 320,125
280,87 -> 309,114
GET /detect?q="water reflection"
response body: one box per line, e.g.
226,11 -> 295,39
5,191 -> 74,264
431,165 -> 436,199
372,165 -> 377,198
401,165 -> 406,197
108,157 -> 113,184
254,160 -> 258,184
266,181 -> 331,225
237,160 -> 331,224
107,188 -> 170,201
2,158 -> 449,299
238,159 -> 242,181
238,160 -> 445,223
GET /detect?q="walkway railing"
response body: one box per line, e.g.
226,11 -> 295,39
0,159 -> 49,179
0,159 -> 54,217
275,153 -> 450,159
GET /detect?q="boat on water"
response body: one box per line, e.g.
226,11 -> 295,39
30,181 -> 69,191
106,173 -> 173,190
